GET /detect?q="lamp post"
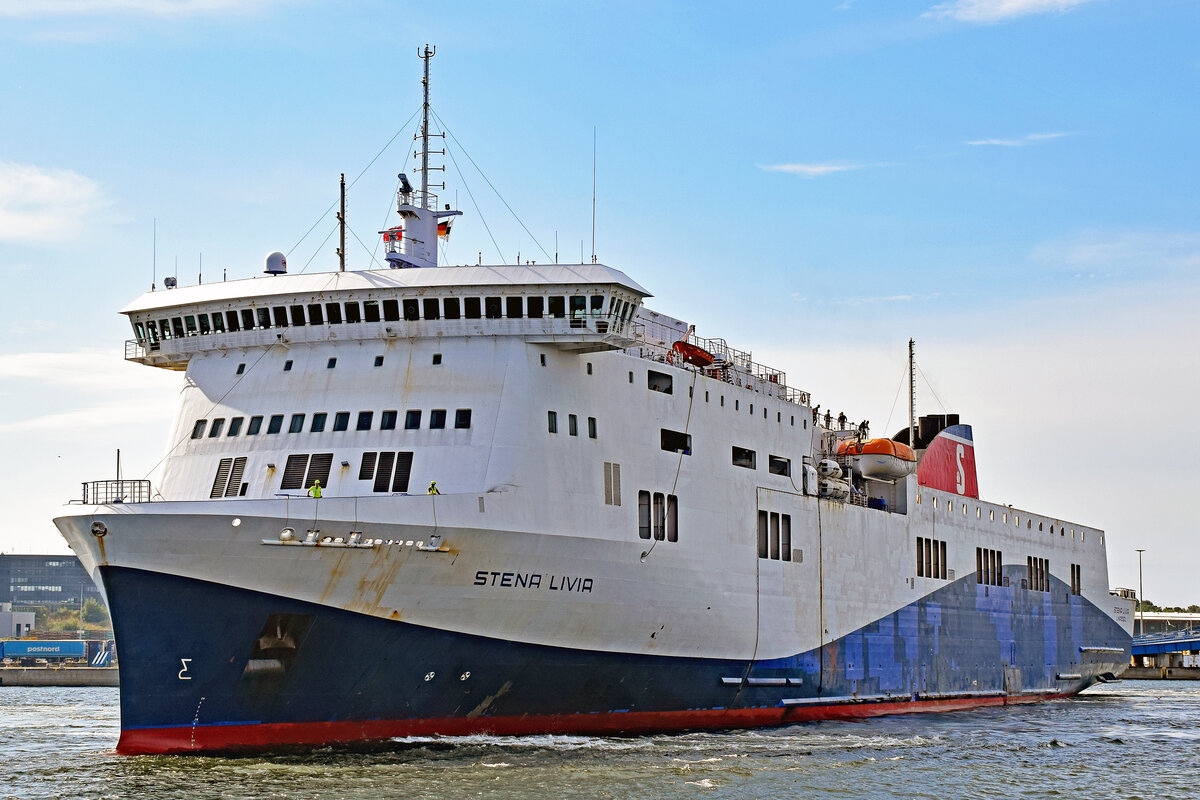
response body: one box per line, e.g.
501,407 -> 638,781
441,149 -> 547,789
1135,549 -> 1146,637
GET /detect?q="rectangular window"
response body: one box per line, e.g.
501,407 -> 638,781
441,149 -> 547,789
647,370 -> 673,394
307,303 -> 324,325
464,297 -> 482,319
484,297 -> 502,319
356,411 -> 373,431
289,413 -> 305,434
732,446 -> 756,469
547,411 -> 558,434
548,296 -> 566,318
198,314 -> 211,335
976,547 -> 1003,586
227,417 -> 244,436
506,296 -> 523,318
247,415 -> 263,435
239,309 -> 254,331
781,514 -> 791,561
527,296 -> 544,318
587,416 -> 597,439
768,455 -> 791,476
191,420 -> 207,440
344,301 -> 361,323
403,298 -> 420,321
382,299 -> 400,322
327,358 -> 337,369
281,454 -> 310,490
758,510 -> 768,559
918,537 -> 926,578
211,313 -> 225,333
333,412 -> 350,432
363,300 -> 380,323
325,302 -> 343,324
290,305 -> 306,326
769,512 -> 780,559
226,310 -> 241,331
267,414 -> 284,434
638,490 -> 651,539
380,410 -> 398,430
172,318 -> 186,338
310,412 -> 327,433
256,308 -> 271,329
430,409 -> 447,429
652,492 -> 665,540
667,494 -> 678,542
405,410 -> 421,430
423,298 -> 440,320
208,418 -> 225,438
185,315 -> 197,335
568,414 -> 578,436
570,295 -> 586,323
272,307 -> 288,327
661,428 -> 691,454
455,409 -> 472,429
358,452 -> 378,481
603,462 -> 622,506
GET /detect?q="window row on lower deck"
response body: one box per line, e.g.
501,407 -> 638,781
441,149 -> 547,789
191,408 -> 471,440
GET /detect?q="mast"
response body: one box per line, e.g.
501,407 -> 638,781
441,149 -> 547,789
420,44 -> 433,205
908,338 -> 916,448
337,173 -> 346,272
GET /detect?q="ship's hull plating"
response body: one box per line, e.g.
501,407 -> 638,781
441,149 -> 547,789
104,564 -> 1128,754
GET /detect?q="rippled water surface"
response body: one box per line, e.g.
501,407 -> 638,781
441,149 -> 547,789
3,681 -> 1197,799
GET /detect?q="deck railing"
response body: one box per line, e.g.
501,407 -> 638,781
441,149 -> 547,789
81,480 -> 152,505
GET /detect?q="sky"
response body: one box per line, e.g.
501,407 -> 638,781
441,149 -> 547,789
0,0 -> 1197,604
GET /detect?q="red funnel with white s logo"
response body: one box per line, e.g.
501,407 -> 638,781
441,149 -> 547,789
916,424 -> 978,498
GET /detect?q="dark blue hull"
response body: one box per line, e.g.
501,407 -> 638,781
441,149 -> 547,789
101,565 -> 1130,753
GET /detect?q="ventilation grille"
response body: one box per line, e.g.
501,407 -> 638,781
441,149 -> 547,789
280,454 -> 310,490
306,453 -> 333,487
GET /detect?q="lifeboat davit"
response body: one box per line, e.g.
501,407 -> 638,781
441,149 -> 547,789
857,438 -> 917,481
671,340 -> 715,367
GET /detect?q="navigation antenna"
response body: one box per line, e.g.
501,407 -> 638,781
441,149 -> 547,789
908,338 -> 916,449
415,44 -> 446,207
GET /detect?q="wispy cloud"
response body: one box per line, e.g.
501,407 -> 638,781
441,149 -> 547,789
759,162 -> 865,178
1031,230 -> 1200,280
0,162 -> 106,243
966,131 -> 1071,146
924,0 -> 1100,23
0,0 -> 285,17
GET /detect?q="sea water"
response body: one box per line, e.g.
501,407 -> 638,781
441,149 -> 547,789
2,681 -> 1196,799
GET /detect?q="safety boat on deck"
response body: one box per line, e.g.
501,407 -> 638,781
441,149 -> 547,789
54,48 -> 1132,755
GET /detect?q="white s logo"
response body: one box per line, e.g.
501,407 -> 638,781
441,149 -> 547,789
955,444 -> 966,494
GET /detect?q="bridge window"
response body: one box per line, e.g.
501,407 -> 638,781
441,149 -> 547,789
548,296 -> 566,318
484,297 -> 502,319
267,415 -> 284,435
307,304 -> 324,324
208,418 -> 225,438
172,318 -> 185,338
506,296 -> 523,318
211,314 -> 225,333
332,412 -> 349,432
198,314 -> 211,335
356,411 -> 373,431
273,307 -> 288,327
185,315 -> 197,335
225,310 -> 240,331
191,420 -> 207,439
444,297 -> 461,319
240,309 -> 255,330
405,410 -> 421,430
381,410 -> 397,431
247,415 -> 263,435
325,303 -> 343,324
227,417 -> 244,436
363,300 -> 380,322
382,299 -> 400,321
310,413 -> 326,433
464,297 -> 481,319
256,308 -> 271,330
527,297 -> 544,318
423,298 -> 440,320
290,305 -> 306,326
455,409 -> 472,429
289,414 -> 305,434
430,409 -> 447,429
344,302 -> 361,323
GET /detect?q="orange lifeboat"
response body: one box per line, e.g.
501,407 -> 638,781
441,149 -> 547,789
836,440 -> 860,457
672,340 -> 715,367
857,438 -> 917,481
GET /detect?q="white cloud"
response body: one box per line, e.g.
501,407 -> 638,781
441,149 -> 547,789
0,162 -> 106,242
0,0 -> 284,17
1031,230 -> 1200,279
759,162 -> 865,178
925,0 -> 1100,23
966,131 -> 1071,146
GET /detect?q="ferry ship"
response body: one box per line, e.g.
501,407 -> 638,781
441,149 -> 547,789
55,48 -> 1133,754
